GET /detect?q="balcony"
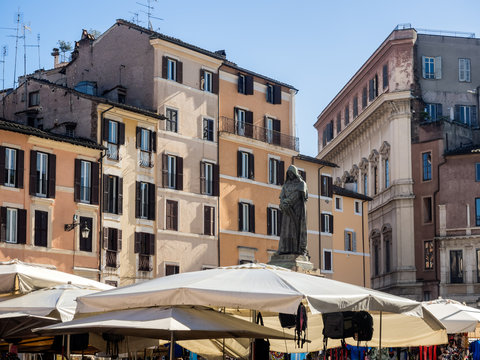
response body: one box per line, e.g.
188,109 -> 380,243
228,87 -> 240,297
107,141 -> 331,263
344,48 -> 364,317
105,250 -> 118,268
139,151 -> 153,168
220,116 -> 299,151
138,254 -> 152,272
107,143 -> 119,160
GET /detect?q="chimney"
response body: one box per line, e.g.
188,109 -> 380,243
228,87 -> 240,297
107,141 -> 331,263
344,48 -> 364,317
51,48 -> 60,68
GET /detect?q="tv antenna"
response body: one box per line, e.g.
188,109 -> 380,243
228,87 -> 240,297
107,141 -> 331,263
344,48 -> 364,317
129,11 -> 141,25
25,33 -> 41,70
0,45 -> 8,90
5,10 -> 24,88
135,0 -> 163,30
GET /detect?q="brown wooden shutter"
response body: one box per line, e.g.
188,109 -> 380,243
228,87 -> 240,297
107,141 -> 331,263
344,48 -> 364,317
273,85 -> 281,104
136,127 -> 141,149
321,214 -> 325,233
237,73 -> 243,93
278,210 -> 282,233
176,61 -> 183,84
135,181 -> 141,218
17,209 -> 27,244
237,151 -> 242,177
151,131 -> 157,153
117,177 -> 123,215
47,153 -> 56,198
246,75 -> 254,95
162,153 -> 168,187
238,203 -> 243,231
327,176 -> 333,197
0,147 -> 4,185
273,119 -> 281,145
134,232 -> 141,253
149,234 -> 155,255
204,206 -> 210,235
102,118 -> 109,141
0,207 -> 6,242
249,204 -> 255,233
245,111 -> 253,138
173,201 -> 178,230
212,72 -> 219,94
200,162 -> 205,194
91,161 -> 99,205
103,175 -> 109,212
148,182 -> 155,220
117,229 -> 122,251
162,56 -> 168,79
29,150 -> 37,195
118,122 -> 125,145
329,214 -> 334,234
103,227 -> 108,249
278,161 -> 285,185
16,149 -> 23,189
74,159 -> 81,202
176,156 -> 183,190
213,164 -> 219,196
267,207 -> 272,235
248,153 -> 254,180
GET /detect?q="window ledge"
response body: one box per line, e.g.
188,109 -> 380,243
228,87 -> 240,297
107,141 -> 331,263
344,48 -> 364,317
0,185 -> 20,192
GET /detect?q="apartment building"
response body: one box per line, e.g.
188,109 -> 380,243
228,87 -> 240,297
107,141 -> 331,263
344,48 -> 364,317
0,118 -> 102,279
315,25 -> 480,303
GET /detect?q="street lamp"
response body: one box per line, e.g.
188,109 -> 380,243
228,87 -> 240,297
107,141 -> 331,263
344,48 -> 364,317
64,214 -> 90,239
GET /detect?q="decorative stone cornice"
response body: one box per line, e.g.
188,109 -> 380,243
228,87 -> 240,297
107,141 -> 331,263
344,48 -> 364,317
380,141 -> 391,157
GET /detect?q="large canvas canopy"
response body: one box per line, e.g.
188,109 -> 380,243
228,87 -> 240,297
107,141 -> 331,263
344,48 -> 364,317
423,298 -> 480,333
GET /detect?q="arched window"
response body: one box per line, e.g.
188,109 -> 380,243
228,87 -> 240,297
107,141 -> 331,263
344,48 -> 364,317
382,224 -> 392,273
371,230 -> 381,276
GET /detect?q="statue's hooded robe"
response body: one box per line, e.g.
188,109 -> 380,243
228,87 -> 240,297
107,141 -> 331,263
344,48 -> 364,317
277,165 -> 308,255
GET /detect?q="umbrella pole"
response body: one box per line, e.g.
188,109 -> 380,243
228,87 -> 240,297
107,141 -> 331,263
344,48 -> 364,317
67,334 -> 71,358
170,332 -> 174,360
378,311 -> 383,360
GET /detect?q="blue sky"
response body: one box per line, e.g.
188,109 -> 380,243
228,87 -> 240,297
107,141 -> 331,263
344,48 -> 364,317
1,0 -> 480,156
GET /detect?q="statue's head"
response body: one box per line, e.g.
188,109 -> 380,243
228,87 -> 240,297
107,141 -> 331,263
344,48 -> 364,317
286,165 -> 301,181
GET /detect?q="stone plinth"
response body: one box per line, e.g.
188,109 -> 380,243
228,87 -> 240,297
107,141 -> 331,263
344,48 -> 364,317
268,253 -> 314,272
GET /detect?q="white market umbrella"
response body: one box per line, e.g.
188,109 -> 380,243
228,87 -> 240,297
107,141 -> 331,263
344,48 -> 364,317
0,312 -> 58,339
74,263 -> 447,350
423,298 -> 480,333
0,259 -> 112,294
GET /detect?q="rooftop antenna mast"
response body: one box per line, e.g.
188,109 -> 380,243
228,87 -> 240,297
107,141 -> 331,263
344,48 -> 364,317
129,11 -> 141,25
22,23 -> 32,78
9,10 -> 23,88
0,46 -> 8,90
136,0 -> 163,30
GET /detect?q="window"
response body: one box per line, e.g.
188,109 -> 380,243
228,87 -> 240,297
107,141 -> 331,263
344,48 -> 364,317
344,230 -> 356,252
2,147 -> 24,188
423,197 -> 433,223
424,103 -> 442,122
383,63 -> 389,89
237,151 -> 254,179
28,91 -> 39,107
336,113 -> 341,134
238,202 -> 255,233
422,152 -> 432,181
238,74 -> 253,95
354,200 -> 362,215
362,87 -> 367,109
65,124 -> 76,137
459,58 -> 471,82
373,166 -> 378,195
455,105 -> 477,126
235,108 -> 253,137
321,213 -> 333,234
269,158 -> 284,185
236,108 -> 246,136
369,75 -> 378,101
267,207 -> 281,236
80,161 -> 91,203
423,291 -> 432,301
450,250 -> 463,283
134,232 -> 155,270
74,159 -> 100,205
79,217 -> 93,252
476,198 -> 480,226
30,151 -> 55,198
167,58 -> 177,81
203,118 -> 214,141
424,240 -> 434,270
373,241 -> 379,276
298,169 -> 306,182
200,70 -> 213,92
422,56 -> 441,80
136,181 -> 155,220
335,197 -> 342,211
162,56 -> 183,82
166,264 -> 180,276
384,158 -> 390,188
103,175 -> 122,214
363,173 -> 368,195
477,249 -> 480,283
265,117 -> 274,144
162,154 -> 183,190
384,230 -> 392,273
266,84 -> 281,104
204,206 -> 215,236
136,127 -> 156,167
323,250 -> 332,271
103,227 -> 122,268
34,210 -> 48,247
103,119 -> 125,160
320,175 -> 332,197
344,105 -> 350,125
353,97 -> 358,118
166,108 -> 178,133
476,164 -> 480,182
0,207 -> 26,244
166,200 -> 178,231
200,161 -> 218,196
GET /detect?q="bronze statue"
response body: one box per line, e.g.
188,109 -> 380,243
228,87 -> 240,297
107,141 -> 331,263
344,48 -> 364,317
277,165 -> 308,255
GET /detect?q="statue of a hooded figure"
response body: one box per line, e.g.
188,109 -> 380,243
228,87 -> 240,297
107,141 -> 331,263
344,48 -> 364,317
277,165 -> 308,255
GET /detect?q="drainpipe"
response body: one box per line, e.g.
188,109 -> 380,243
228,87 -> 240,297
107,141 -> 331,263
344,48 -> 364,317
361,199 -> 367,287
318,165 -> 325,271
217,81 -> 221,268
98,105 -> 114,282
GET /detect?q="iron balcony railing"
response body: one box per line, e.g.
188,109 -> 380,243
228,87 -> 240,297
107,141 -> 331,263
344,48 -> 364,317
105,250 -> 118,268
139,151 -> 153,167
107,143 -> 119,160
138,254 -> 152,272
220,116 -> 299,151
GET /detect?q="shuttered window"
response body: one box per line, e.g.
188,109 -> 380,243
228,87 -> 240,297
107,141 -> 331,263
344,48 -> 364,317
34,210 -> 48,247
1,147 -> 23,188
344,105 -> 350,125
238,73 -> 254,95
320,175 -> 333,197
238,202 -> 255,233
204,206 -> 215,236
459,58 -> 471,82
135,181 -> 155,220
267,207 -> 281,236
268,158 -> 284,185
134,232 -> 155,255
166,200 -> 178,231
162,154 -> 183,190
321,213 -> 333,234
162,57 -> 183,83
0,207 -> 26,244
103,175 -> 123,214
237,151 -> 254,180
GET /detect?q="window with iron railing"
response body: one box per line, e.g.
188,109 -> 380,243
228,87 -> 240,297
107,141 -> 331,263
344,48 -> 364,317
138,254 -> 152,271
105,250 -> 117,268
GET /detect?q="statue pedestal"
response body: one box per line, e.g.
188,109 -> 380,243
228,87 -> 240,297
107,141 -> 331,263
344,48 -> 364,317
268,253 -> 314,272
